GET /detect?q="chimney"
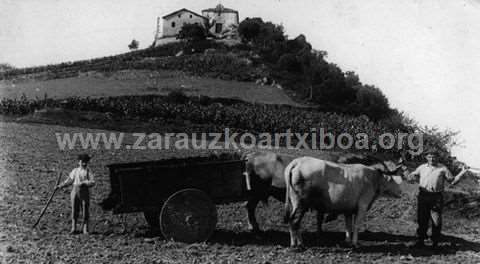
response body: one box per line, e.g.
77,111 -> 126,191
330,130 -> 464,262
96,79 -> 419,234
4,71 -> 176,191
156,17 -> 161,39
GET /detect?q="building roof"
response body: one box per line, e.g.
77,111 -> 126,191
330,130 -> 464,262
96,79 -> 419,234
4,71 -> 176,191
162,8 -> 208,20
202,4 -> 238,14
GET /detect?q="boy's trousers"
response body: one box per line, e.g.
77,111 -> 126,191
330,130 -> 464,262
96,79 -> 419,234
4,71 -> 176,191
71,185 -> 90,221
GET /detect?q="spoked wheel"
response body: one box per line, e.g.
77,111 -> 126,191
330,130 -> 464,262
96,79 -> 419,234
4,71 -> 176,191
160,188 -> 217,243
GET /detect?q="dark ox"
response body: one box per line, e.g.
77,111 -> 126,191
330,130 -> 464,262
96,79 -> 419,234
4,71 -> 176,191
243,151 -> 296,232
243,151 -> 344,233
284,156 -> 407,248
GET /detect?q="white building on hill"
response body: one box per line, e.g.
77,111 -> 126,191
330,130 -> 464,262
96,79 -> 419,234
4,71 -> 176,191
154,4 -> 239,46
202,4 -> 239,39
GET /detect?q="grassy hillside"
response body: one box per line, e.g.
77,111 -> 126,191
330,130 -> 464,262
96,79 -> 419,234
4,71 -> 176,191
0,69 -> 300,106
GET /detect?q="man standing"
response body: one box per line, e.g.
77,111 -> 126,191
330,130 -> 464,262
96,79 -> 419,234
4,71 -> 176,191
407,149 -> 467,248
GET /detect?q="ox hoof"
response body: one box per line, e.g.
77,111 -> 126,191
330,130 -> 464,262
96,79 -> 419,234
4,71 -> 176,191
289,245 -> 306,253
342,240 -> 355,248
347,241 -> 361,249
247,225 -> 261,234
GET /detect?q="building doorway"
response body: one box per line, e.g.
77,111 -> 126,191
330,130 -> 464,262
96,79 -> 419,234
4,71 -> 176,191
215,23 -> 223,33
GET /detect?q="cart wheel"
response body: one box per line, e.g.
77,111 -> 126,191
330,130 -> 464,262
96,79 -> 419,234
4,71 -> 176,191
160,188 -> 217,243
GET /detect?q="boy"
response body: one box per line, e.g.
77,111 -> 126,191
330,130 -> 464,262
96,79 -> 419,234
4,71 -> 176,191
57,154 -> 95,234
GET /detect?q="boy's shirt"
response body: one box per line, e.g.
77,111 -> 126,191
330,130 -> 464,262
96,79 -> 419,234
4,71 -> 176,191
67,167 -> 95,187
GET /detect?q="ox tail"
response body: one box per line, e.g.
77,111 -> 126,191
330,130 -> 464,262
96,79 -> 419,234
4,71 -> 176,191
283,159 -> 298,224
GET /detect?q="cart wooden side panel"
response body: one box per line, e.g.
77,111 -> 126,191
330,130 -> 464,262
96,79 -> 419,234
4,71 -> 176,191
107,159 -> 246,214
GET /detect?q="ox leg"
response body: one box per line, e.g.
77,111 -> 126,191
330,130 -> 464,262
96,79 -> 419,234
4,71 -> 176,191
316,211 -> 324,235
246,198 -> 260,232
344,214 -> 353,245
352,206 -> 368,248
289,205 -> 306,248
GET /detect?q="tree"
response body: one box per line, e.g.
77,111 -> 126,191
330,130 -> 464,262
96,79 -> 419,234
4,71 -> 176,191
0,63 -> 14,73
238,17 -> 263,42
414,126 -> 461,168
351,84 -> 391,120
277,53 -> 302,73
308,63 -> 356,108
177,23 -> 207,42
238,17 -> 285,59
345,71 -> 361,89
128,39 -> 139,50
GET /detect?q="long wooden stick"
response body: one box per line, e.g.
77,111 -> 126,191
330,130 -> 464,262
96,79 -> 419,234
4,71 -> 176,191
32,171 -> 62,228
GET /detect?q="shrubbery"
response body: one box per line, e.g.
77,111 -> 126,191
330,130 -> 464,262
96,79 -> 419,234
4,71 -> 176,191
347,85 -> 392,120
128,39 -> 139,50
0,92 -> 460,167
132,52 -> 264,81
0,93 -> 410,153
0,42 -> 185,80
177,23 -> 207,42
0,40 -> 262,82
0,63 -> 14,73
238,17 -> 394,121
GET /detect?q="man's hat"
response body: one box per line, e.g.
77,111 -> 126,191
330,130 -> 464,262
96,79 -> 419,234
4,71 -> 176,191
78,154 -> 91,162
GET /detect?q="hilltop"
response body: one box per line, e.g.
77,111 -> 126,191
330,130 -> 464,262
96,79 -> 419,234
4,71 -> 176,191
0,18 -> 393,121
0,17 -> 462,169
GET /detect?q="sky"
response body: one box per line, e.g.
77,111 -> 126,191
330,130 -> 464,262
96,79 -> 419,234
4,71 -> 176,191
1,0 -> 479,167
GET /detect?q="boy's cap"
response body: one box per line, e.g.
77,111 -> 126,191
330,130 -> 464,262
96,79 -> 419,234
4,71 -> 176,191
423,148 -> 438,156
78,154 -> 91,162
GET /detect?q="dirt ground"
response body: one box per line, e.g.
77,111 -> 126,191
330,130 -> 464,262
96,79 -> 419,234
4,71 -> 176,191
2,121 -> 480,263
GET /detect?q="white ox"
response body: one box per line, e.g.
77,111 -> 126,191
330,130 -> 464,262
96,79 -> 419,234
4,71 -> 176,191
284,156 -> 406,248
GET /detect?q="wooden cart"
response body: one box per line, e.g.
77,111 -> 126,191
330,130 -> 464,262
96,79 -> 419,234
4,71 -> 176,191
101,155 -> 247,243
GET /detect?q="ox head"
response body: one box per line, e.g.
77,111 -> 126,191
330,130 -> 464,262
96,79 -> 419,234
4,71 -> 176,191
374,158 -> 409,198
380,174 -> 404,198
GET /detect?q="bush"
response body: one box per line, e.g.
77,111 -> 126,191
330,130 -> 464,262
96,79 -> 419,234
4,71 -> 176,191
277,53 -> 302,73
166,91 -> 189,104
177,23 -> 207,42
349,85 -> 391,120
238,18 -> 262,42
182,39 -> 213,55
0,43 -> 187,81
128,39 -> 139,50
0,63 -> 14,73
134,53 -> 264,82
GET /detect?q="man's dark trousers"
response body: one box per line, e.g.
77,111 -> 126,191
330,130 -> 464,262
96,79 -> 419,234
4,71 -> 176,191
417,187 -> 443,244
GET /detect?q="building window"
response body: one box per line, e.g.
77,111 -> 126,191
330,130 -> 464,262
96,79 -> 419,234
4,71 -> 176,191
171,21 -> 175,27
178,14 -> 181,18
190,14 -> 192,18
